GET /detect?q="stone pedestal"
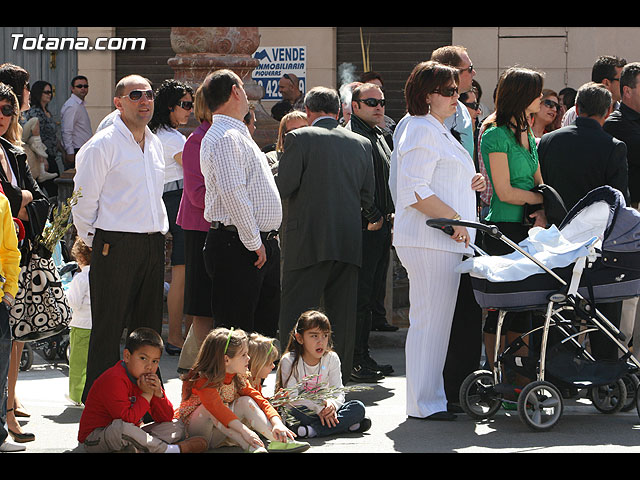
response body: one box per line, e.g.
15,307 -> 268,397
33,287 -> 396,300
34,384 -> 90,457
167,27 -> 279,148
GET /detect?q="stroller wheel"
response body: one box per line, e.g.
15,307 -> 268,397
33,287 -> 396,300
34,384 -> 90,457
590,378 -> 627,414
518,381 -> 563,432
459,370 -> 502,420
621,374 -> 639,412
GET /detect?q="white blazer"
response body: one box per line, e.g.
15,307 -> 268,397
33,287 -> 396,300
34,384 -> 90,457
391,113 -> 478,254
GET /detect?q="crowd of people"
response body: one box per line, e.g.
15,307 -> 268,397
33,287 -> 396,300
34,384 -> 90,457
1,44 -> 640,453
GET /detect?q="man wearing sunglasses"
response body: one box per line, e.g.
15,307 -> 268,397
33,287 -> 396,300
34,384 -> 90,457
73,74 -> 169,403
61,75 -> 93,170
431,46 -> 476,158
345,82 -> 396,382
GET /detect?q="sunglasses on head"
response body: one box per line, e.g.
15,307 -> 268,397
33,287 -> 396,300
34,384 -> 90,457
433,86 -> 459,97
542,99 -> 559,110
177,100 -> 193,110
357,97 -> 386,108
120,89 -> 154,102
0,104 -> 15,117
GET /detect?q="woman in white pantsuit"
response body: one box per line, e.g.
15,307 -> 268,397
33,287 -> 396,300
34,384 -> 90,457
391,61 -> 486,421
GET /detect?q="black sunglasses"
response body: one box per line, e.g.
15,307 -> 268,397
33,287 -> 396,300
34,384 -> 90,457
42,90 -> 53,96
74,84 -> 89,89
432,87 -> 459,97
542,99 -> 559,110
357,97 -> 386,108
459,64 -> 473,74
120,89 -> 154,102
462,101 -> 481,110
177,101 -> 193,110
0,104 -> 16,117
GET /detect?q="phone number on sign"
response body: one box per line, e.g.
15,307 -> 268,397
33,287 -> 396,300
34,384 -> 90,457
11,34 -> 146,51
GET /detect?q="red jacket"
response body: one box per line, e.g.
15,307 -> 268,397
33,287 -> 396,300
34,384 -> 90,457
78,361 -> 174,443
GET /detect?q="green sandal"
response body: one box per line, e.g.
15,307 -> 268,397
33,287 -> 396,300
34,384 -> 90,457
267,440 -> 310,453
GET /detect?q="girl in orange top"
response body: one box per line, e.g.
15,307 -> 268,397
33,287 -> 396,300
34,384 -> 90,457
174,327 -> 309,453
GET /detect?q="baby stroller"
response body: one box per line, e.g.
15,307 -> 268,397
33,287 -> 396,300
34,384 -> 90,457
427,186 -> 640,432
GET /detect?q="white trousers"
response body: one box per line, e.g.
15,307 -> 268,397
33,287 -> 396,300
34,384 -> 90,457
395,246 -> 462,418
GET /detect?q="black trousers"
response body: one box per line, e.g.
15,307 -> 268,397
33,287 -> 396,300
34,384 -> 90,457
443,272 -> 483,404
355,221 -> 392,362
82,229 -> 165,403
279,260 -> 359,383
203,228 -> 280,338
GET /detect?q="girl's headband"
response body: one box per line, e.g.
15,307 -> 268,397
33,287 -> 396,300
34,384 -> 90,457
224,327 -> 234,355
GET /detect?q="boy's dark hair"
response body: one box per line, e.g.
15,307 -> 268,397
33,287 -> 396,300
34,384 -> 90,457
124,327 -> 163,354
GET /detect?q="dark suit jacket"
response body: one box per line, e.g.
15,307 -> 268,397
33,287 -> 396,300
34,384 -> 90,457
538,116 -> 629,211
276,117 -> 375,271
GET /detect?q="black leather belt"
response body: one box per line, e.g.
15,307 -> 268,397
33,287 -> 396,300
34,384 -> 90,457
210,221 -> 278,240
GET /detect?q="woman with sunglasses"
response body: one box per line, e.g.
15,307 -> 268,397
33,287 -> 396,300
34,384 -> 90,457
391,61 -> 485,421
22,81 -> 61,185
149,79 -> 194,355
532,89 -> 560,139
0,80 -> 50,445
479,67 -> 547,401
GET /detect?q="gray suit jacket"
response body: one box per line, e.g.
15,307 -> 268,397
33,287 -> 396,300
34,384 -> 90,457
276,117 -> 375,271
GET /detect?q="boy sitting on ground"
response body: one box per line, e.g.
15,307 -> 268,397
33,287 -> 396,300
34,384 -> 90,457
77,327 -> 207,453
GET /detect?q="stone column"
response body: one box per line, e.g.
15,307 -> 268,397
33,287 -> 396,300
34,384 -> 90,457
167,27 -> 279,148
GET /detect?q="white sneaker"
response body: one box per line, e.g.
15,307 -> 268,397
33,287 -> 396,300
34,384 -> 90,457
0,439 -> 27,452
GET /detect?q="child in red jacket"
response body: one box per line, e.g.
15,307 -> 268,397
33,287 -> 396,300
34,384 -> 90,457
78,327 -> 207,453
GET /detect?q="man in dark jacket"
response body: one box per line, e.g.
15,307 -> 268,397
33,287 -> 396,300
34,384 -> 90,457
539,81 -> 628,360
276,86 -> 375,383
603,62 -> 640,358
540,81 -> 629,210
345,82 -> 395,382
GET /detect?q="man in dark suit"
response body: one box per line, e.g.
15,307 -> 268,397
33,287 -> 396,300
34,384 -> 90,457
539,81 -> 629,210
538,81 -> 628,360
276,86 -> 375,383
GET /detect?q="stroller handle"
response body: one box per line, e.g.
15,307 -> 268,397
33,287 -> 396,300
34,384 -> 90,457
426,218 -> 502,238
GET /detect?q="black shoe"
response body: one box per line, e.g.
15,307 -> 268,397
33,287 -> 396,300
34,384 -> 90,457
350,417 -> 372,433
363,354 -> 394,376
351,365 -> 384,383
372,322 -> 399,332
408,411 -> 457,421
165,343 -> 182,356
426,411 -> 457,421
447,403 -> 464,414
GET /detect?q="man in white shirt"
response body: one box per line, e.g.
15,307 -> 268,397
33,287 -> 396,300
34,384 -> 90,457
199,69 -> 282,337
72,74 -> 169,402
60,75 -> 93,169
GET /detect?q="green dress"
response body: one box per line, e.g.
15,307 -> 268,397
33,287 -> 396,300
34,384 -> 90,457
481,124 -> 539,223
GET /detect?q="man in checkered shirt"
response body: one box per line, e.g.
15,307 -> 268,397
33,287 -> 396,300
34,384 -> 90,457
199,69 -> 283,337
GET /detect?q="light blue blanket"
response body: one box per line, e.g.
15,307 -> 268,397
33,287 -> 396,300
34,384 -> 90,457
455,225 -> 600,282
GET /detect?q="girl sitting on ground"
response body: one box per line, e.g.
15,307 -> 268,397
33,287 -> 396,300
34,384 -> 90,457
275,310 -> 371,438
174,327 -> 309,453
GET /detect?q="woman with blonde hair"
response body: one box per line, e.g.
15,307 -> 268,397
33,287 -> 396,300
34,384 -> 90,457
266,110 -> 307,175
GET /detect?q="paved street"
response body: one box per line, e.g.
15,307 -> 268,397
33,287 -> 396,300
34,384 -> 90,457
7,328 -> 640,454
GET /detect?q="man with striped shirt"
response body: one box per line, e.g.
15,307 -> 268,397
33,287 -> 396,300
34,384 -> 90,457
199,69 -> 282,337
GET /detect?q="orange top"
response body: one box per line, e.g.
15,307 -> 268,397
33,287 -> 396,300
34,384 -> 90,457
175,372 -> 279,428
